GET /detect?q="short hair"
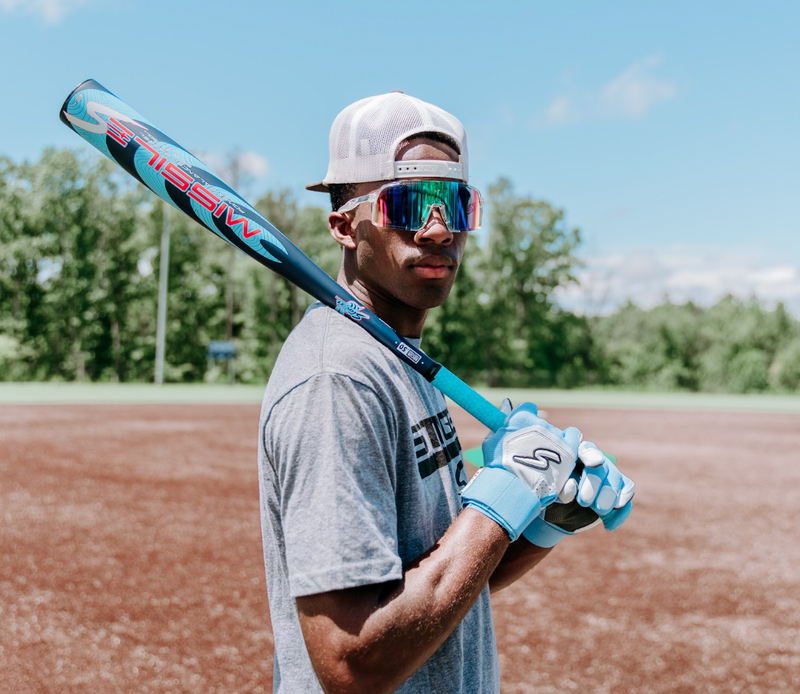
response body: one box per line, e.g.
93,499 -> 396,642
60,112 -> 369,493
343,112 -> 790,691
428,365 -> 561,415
329,183 -> 359,212
395,130 -> 460,156
328,131 -> 461,212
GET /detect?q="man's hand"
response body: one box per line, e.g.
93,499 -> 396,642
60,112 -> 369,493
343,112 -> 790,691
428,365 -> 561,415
460,401 -> 582,541
522,441 -> 635,547
576,441 -> 635,531
522,496 -> 602,547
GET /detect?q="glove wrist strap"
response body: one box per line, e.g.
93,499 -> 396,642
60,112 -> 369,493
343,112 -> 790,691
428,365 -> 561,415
522,514 -> 574,548
460,468 -> 543,541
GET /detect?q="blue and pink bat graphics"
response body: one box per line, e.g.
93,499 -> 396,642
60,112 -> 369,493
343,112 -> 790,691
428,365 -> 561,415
59,79 -> 506,432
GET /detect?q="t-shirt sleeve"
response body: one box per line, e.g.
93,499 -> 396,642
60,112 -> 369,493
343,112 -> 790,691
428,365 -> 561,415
263,372 -> 402,598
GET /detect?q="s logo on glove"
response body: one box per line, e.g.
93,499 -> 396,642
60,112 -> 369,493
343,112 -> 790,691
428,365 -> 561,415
512,447 -> 562,471
499,423 -> 579,501
459,402 -> 582,541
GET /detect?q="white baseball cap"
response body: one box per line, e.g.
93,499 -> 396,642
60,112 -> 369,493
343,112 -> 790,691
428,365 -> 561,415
306,91 -> 469,193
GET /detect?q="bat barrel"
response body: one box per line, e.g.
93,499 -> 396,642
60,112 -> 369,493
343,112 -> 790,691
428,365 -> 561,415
59,79 -> 506,431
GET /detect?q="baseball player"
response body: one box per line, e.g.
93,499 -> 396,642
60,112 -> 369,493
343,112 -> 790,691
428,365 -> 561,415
256,92 -> 635,693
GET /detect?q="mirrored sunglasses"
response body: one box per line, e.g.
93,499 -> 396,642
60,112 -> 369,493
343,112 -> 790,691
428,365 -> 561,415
337,180 -> 483,233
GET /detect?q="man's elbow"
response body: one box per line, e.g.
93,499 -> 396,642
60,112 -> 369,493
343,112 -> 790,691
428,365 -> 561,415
310,643 -> 400,694
298,583 -> 408,693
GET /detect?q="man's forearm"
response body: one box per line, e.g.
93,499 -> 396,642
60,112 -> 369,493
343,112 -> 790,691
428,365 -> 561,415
297,508 -> 509,694
489,539 -> 553,592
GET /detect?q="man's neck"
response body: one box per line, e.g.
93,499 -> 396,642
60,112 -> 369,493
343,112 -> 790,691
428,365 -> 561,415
336,268 -> 428,338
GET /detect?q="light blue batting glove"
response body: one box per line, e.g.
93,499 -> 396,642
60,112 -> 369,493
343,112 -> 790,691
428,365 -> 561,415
523,443 -> 635,546
460,400 -> 582,541
575,441 -> 635,532
522,491 -> 603,548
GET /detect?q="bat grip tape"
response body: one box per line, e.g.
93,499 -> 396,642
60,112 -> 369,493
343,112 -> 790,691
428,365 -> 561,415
430,367 -> 507,432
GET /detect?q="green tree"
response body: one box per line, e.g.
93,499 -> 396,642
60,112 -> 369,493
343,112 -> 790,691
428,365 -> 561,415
698,296 -> 794,393
771,338 -> 800,391
231,190 -> 333,382
0,156 -> 36,379
0,149 -> 152,381
593,301 -> 705,390
152,203 -> 231,382
592,296 -> 800,393
479,178 -> 582,386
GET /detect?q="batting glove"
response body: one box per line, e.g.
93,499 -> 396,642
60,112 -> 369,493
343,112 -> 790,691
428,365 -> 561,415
575,441 -> 635,531
460,400 -> 582,541
523,443 -> 635,547
522,492 -> 602,547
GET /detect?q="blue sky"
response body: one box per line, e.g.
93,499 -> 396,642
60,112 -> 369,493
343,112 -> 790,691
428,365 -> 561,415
2,0 -> 799,313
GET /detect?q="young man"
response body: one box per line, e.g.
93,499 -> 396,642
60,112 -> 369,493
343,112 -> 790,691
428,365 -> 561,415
257,92 -> 634,693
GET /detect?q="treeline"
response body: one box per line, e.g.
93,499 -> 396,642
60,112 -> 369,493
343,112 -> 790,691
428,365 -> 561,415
591,299 -> 800,393
423,180 -> 800,393
0,149 -> 337,384
1,149 -> 799,393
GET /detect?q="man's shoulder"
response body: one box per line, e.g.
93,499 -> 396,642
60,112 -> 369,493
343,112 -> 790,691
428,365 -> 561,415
264,302 -> 412,405
283,302 -> 395,370
290,302 -> 379,348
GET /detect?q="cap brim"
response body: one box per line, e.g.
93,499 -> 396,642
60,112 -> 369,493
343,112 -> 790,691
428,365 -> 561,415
305,181 -> 329,193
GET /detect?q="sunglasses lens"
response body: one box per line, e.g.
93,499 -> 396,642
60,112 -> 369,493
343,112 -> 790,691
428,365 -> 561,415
455,182 -> 481,231
375,185 -> 416,230
374,181 -> 481,232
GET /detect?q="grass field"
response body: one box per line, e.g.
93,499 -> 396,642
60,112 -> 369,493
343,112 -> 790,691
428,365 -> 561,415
2,397 -> 799,692
0,382 -> 267,405
2,381 -> 800,412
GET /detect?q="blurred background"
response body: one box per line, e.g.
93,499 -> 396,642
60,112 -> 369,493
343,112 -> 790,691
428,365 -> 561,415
3,5 -> 800,693
1,0 -> 799,391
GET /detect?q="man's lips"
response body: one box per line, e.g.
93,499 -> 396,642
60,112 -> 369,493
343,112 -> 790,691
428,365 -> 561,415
408,256 -> 456,279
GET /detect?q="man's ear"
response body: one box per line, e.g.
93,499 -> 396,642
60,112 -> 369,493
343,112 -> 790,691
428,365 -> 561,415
329,212 -> 357,250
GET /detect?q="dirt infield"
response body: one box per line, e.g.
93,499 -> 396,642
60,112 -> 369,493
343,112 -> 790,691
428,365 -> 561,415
2,403 -> 799,693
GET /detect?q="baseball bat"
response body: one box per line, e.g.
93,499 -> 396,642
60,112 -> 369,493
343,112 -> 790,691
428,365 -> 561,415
59,79 -> 507,433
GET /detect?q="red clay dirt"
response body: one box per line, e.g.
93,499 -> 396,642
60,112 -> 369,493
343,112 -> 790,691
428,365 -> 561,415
1,403 -> 798,693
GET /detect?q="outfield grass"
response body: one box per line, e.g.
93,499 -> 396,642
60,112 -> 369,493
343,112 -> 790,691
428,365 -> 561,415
472,386 -> 800,413
1,381 -> 799,412
0,382 -> 266,405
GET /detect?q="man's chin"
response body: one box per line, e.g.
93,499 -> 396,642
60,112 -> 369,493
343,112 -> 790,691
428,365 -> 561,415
404,286 -> 454,311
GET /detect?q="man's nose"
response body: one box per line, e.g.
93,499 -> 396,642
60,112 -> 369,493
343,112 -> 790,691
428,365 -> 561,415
415,206 -> 454,244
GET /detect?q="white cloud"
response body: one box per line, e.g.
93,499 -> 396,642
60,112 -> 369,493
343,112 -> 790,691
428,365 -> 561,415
202,150 -> 270,184
236,151 -> 269,178
535,56 -> 677,127
557,245 -> 800,316
0,0 -> 92,23
600,56 -> 677,118
543,95 -> 576,125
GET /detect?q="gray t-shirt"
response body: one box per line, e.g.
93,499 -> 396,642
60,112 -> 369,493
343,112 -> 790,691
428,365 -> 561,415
257,303 -> 499,693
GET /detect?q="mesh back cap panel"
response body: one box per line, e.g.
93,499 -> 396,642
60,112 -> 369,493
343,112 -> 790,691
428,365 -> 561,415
307,92 -> 469,191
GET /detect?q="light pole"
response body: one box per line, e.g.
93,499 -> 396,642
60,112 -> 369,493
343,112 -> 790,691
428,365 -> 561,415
154,201 -> 171,385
